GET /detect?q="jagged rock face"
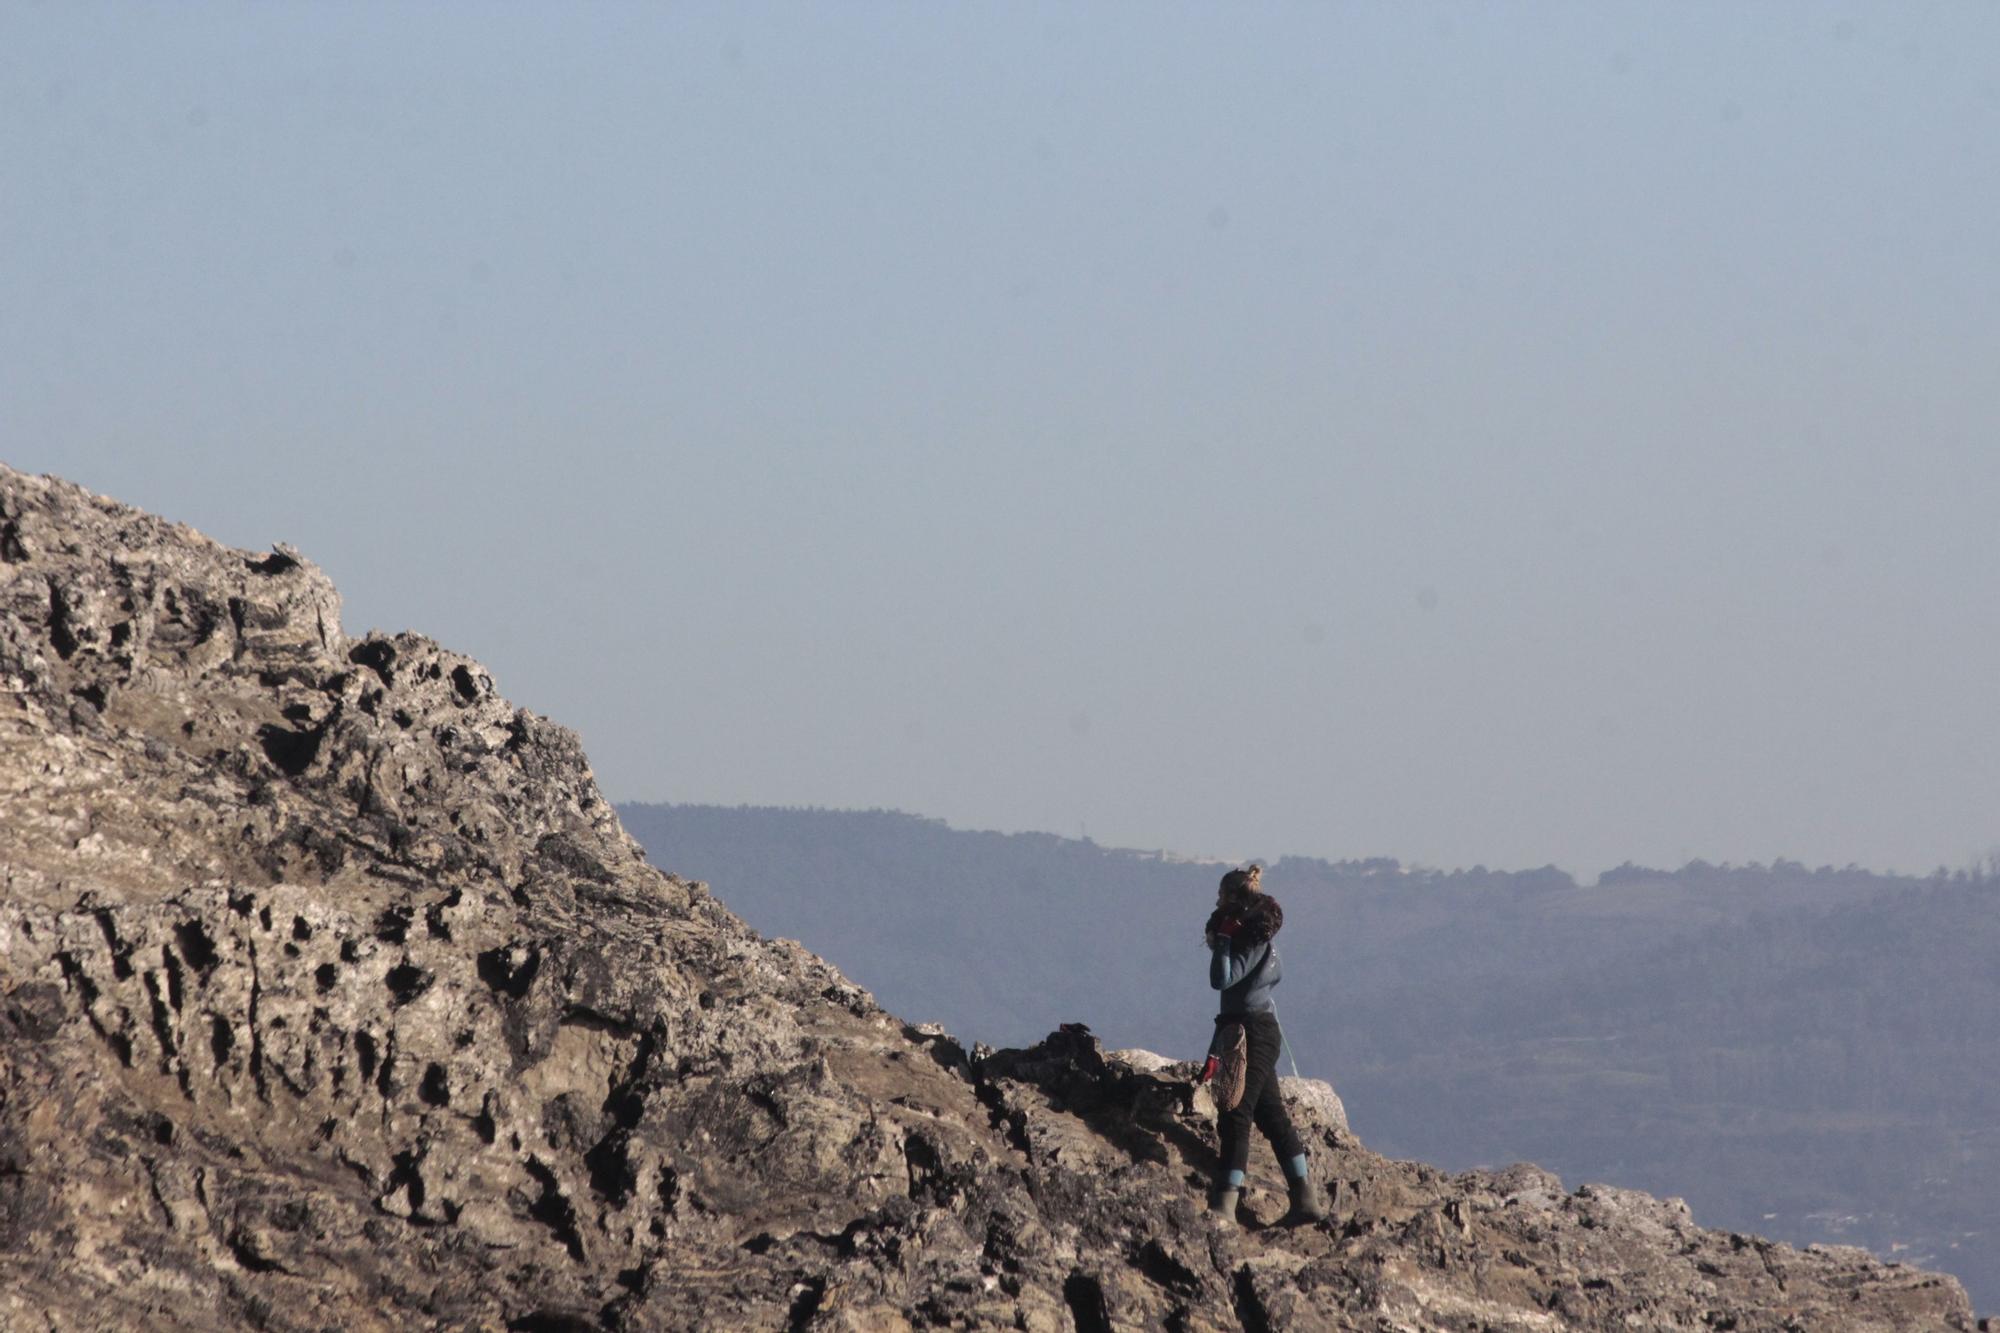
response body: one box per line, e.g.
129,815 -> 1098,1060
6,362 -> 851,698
0,465 -> 1979,1332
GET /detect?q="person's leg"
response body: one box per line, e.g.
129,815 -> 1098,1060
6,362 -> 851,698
1211,1023 -> 1260,1218
1230,1019 -> 1280,1171
1218,1070 -> 1258,1181
1254,1078 -> 1324,1221
1252,1074 -> 1306,1174
1247,1026 -> 1327,1223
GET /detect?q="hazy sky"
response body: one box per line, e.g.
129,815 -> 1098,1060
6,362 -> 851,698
7,4 -> 1998,877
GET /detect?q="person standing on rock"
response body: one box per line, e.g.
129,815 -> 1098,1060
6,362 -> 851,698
1200,864 -> 1329,1226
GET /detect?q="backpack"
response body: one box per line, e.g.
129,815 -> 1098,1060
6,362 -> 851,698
1214,1022 -> 1249,1112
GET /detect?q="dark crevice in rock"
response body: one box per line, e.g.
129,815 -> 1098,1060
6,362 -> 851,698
367,863 -> 428,892
477,944 -> 540,1000
602,1033 -> 658,1129
973,1080 -> 1033,1158
53,950 -> 126,1065
245,941 -> 270,1102
384,963 -> 433,1007
425,887 -> 460,941
418,1063 -> 450,1108
139,1160 -> 174,1232
559,1005 -> 637,1039
374,907 -> 412,946
348,638 -> 396,686
245,549 -> 299,576
314,962 -> 338,994
474,1094 -> 498,1145
211,1015 -> 235,1069
1133,1238 -> 1202,1296
1231,1265 -> 1273,1333
174,920 -> 219,975
48,581 -> 80,658
383,1150 -> 429,1221
228,1232 -> 285,1273
258,720 -> 326,778
53,951 -> 100,1006
372,1030 -> 396,1100
354,1030 -> 379,1086
523,1157 -> 587,1262
1062,1272 -> 1111,1333
583,1130 -> 636,1205
0,518 -> 27,562
657,1166 -> 679,1217
505,1312 -> 598,1333
903,1130 -> 944,1201
161,946 -> 185,1013
93,911 -> 135,980
786,1275 -> 827,1331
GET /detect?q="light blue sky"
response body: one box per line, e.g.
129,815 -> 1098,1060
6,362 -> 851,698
7,4 -> 1998,876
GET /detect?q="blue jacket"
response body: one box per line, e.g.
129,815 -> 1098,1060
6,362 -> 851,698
1210,935 -> 1282,1015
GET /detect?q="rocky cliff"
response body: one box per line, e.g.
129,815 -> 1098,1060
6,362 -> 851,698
0,464 -> 1979,1332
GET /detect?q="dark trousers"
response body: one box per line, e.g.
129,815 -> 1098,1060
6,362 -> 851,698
1217,1010 -> 1305,1176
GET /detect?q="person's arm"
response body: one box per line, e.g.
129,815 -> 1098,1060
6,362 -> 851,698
1210,938 -> 1268,990
1209,937 -> 1232,990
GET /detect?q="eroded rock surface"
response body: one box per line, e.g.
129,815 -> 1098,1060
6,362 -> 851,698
0,465 -> 1979,1330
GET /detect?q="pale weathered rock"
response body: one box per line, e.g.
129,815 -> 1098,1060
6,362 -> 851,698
1279,1076 -> 1349,1136
0,464 -> 1981,1331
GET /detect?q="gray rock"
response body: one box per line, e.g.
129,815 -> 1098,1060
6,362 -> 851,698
1278,1075 -> 1349,1136
0,464 -> 1980,1331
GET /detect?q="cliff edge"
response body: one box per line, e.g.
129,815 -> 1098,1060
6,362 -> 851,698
0,465 -> 1977,1331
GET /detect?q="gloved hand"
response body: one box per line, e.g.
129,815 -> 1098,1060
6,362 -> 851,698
1211,916 -> 1241,940
1198,1055 -> 1219,1084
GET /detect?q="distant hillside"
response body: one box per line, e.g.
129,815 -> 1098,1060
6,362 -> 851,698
620,801 -> 2000,1309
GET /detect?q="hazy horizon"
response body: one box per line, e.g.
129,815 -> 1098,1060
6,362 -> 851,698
10,4 -> 1999,877
616,797 -> 1990,884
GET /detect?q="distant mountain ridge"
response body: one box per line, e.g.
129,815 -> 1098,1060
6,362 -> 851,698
620,801 -> 2000,1310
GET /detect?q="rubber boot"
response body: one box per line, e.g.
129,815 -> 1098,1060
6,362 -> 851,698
1207,1185 -> 1241,1226
1282,1172 -> 1328,1225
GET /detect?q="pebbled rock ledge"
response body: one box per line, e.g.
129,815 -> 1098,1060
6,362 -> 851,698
0,464 -> 1980,1331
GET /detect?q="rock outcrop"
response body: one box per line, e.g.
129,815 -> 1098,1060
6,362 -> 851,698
0,464 -> 1980,1331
